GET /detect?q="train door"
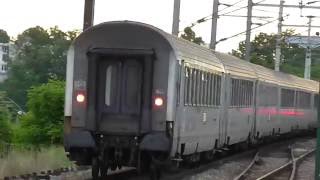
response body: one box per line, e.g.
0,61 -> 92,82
96,55 -> 153,134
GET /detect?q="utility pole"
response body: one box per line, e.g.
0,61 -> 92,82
254,1 -> 320,72
172,0 -> 181,36
83,0 -> 95,31
305,16 -> 313,79
275,0 -> 284,71
285,16 -> 320,79
245,0 -> 253,61
317,82 -> 320,180
210,0 -> 219,50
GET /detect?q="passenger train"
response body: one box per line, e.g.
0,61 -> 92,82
63,21 -> 319,179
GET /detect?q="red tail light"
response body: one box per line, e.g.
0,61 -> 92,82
76,92 -> 86,103
154,97 -> 164,107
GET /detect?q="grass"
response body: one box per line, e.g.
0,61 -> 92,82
0,146 -> 74,177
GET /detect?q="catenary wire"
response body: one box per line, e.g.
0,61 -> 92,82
215,14 -> 290,44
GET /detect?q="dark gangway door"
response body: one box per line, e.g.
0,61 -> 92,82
96,55 -> 152,134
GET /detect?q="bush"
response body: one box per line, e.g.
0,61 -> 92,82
14,80 -> 65,145
0,106 -> 12,143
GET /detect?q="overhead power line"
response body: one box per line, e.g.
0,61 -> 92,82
187,0 -> 269,29
187,0 -> 246,28
215,14 -> 290,44
219,0 -> 246,12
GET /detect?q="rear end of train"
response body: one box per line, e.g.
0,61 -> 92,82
63,21 -> 178,178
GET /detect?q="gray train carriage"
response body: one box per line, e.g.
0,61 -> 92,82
64,21 -> 319,179
215,53 -> 257,146
63,21 -> 227,178
217,53 -> 319,140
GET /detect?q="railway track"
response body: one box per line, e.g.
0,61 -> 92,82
234,139 -> 316,180
2,137 -> 315,180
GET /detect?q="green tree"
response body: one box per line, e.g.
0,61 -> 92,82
1,26 -> 78,108
232,30 -> 320,80
0,95 -> 12,143
180,27 -> 205,45
0,29 -> 10,43
14,80 -> 65,145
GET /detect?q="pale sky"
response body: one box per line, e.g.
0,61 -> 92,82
1,0 -> 320,52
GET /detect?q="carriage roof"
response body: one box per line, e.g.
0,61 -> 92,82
81,21 -> 319,93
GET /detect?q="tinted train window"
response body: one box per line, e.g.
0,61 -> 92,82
184,66 -> 221,106
123,63 -> 142,114
231,78 -> 253,107
104,64 -> 119,107
258,84 -> 278,107
296,91 -> 311,109
105,66 -> 112,105
281,88 -> 295,107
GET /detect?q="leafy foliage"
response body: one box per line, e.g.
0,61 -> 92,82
0,29 -> 10,43
14,80 -> 65,145
232,29 -> 320,80
0,106 -> 12,143
180,27 -> 205,45
1,26 -> 78,108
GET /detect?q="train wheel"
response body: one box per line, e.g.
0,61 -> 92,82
149,162 -> 160,180
100,162 -> 108,178
100,149 -> 109,178
203,150 -> 215,162
92,157 -> 100,180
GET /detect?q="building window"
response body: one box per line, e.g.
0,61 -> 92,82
2,46 -> 8,53
1,64 -> 7,71
231,78 -> 254,107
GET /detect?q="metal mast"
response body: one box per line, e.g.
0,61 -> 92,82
245,0 -> 253,61
210,0 -> 219,50
304,16 -> 312,79
275,0 -> 284,71
172,0 -> 181,36
83,0 -> 95,31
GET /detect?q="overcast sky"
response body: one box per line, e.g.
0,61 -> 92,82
1,0 -> 320,52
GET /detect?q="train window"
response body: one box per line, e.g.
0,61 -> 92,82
184,67 -> 190,105
188,69 -> 193,105
207,74 -> 212,106
201,72 -> 207,106
196,70 -> 201,106
105,66 -> 112,105
296,91 -> 311,109
123,64 -> 142,113
199,71 -> 204,106
212,74 -> 216,106
191,69 -> 196,106
231,78 -> 253,107
258,84 -> 278,107
192,69 -> 197,106
314,94 -> 319,108
280,88 -> 295,108
231,79 -> 239,106
183,67 -> 221,107
216,75 -> 221,106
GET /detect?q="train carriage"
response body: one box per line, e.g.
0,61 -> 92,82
215,52 -> 257,145
64,21 -> 319,179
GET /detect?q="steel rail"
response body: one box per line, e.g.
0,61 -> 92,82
233,151 -> 259,180
256,148 -> 315,180
289,148 -> 296,180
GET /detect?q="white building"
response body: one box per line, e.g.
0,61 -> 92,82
0,43 -> 9,82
